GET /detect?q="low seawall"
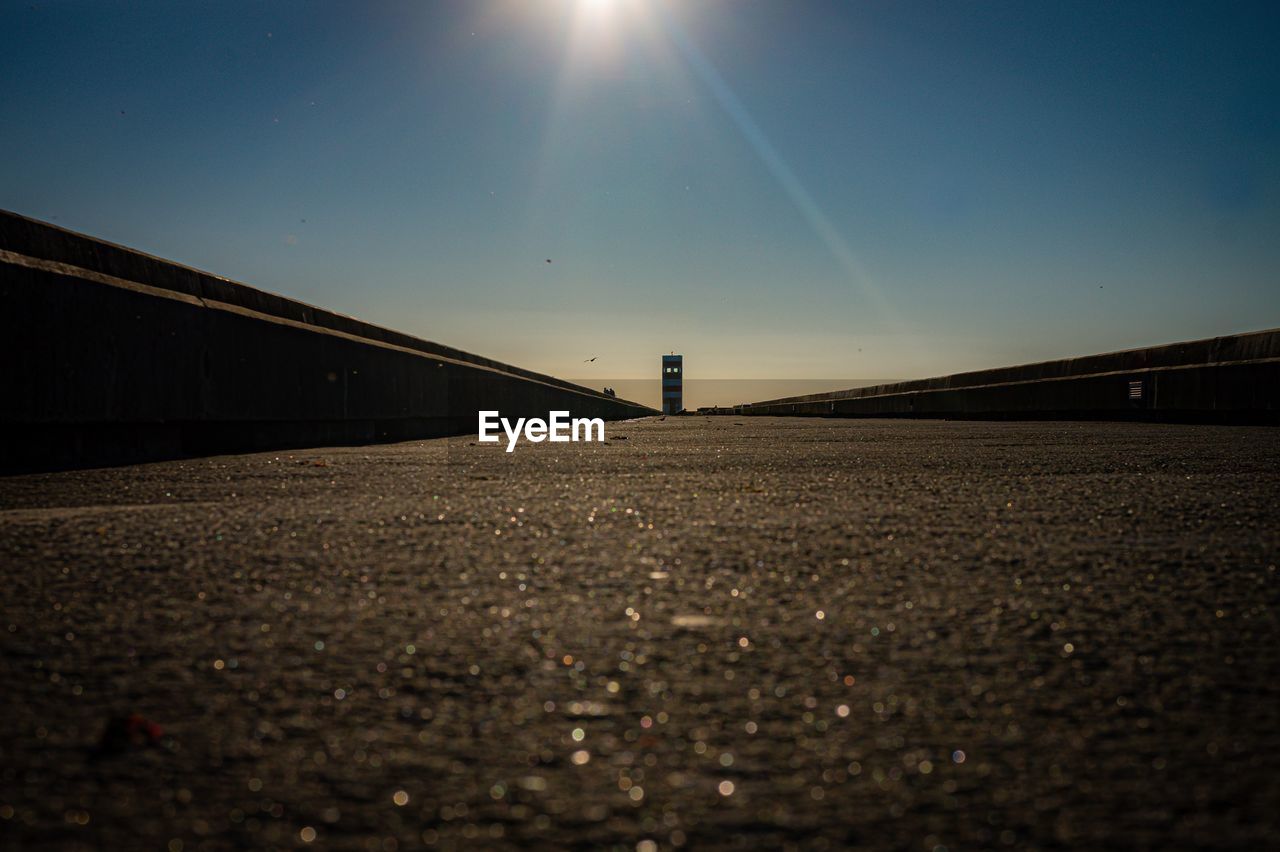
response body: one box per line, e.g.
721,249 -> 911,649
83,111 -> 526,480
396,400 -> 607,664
0,210 -> 655,471
736,329 -> 1280,423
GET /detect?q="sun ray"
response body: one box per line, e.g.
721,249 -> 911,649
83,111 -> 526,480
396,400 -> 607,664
652,5 -> 906,328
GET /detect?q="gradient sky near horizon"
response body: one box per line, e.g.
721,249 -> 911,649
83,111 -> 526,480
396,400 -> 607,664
3,0 -> 1278,382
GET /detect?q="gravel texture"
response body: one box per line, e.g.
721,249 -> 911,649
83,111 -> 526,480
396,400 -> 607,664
1,417 -> 1278,851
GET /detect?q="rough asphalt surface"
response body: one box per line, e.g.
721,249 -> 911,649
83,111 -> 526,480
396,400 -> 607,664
1,417 -> 1278,851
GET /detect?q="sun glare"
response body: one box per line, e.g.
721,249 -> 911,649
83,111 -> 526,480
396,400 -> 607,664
575,0 -> 643,31
575,0 -> 627,34
562,0 -> 648,66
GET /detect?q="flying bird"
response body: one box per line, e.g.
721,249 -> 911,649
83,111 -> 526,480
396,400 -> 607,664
583,356 -> 597,362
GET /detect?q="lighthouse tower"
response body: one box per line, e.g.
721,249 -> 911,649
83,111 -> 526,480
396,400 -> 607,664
661,354 -> 683,414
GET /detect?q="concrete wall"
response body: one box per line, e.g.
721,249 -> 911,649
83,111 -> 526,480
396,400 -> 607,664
737,329 -> 1280,423
0,210 -> 655,471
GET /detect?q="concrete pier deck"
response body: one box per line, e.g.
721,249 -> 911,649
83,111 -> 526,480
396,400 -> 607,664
2,418 -> 1278,849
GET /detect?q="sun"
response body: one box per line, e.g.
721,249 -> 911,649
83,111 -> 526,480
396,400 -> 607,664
562,0 -> 644,63
576,0 -> 624,24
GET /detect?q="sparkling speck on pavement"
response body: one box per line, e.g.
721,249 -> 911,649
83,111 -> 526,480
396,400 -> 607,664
1,417 -> 1278,850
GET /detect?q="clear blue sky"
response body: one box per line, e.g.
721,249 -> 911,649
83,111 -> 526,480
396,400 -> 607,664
3,1 -> 1277,382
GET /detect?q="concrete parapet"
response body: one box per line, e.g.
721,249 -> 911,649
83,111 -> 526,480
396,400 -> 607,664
0,210 -> 655,471
739,330 -> 1280,423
